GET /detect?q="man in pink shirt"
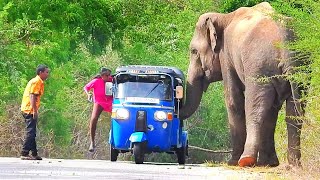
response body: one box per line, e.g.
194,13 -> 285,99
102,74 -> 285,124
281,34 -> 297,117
84,68 -> 113,152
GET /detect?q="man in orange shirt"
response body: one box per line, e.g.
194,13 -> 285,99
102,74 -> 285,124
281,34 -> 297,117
20,64 -> 49,160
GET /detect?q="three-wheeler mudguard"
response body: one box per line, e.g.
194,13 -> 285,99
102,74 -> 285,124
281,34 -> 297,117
129,132 -> 147,144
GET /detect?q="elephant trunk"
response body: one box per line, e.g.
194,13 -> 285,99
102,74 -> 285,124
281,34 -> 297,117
179,79 -> 205,120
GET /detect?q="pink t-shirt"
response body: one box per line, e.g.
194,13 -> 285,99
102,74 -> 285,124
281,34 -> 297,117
84,77 -> 113,112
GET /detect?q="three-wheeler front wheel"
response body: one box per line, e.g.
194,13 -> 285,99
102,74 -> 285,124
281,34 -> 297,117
110,146 -> 119,162
133,142 -> 146,164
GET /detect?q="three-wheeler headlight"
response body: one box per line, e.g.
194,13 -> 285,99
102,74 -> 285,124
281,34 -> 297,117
154,111 -> 173,121
112,108 -> 129,120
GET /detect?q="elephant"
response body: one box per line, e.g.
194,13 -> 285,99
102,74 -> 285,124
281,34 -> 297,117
179,2 -> 304,167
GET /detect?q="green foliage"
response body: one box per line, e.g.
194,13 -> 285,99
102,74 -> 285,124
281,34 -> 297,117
214,0 -> 270,12
186,83 -> 229,149
185,82 -> 229,162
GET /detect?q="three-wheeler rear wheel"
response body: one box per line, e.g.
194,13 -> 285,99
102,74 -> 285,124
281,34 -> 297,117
176,142 -> 188,165
110,146 -> 119,162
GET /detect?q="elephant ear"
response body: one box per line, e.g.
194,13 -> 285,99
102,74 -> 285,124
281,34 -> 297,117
206,17 -> 217,53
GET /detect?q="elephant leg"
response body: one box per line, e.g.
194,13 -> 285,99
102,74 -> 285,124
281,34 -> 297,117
239,83 -> 276,167
227,92 -> 246,166
222,71 -> 246,166
286,96 -> 302,166
257,106 -> 280,167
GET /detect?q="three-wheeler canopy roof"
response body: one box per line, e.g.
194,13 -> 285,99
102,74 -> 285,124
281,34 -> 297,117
115,65 -> 185,81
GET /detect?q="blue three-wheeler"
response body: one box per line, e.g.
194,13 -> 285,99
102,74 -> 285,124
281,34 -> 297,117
108,65 -> 188,164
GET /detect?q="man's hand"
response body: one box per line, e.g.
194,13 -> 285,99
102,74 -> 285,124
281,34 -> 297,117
84,90 -> 93,102
87,93 -> 93,102
30,93 -> 39,119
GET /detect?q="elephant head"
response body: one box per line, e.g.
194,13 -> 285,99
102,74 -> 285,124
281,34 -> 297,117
180,14 -> 223,120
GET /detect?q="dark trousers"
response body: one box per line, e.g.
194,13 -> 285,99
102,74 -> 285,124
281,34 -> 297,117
21,113 -> 38,156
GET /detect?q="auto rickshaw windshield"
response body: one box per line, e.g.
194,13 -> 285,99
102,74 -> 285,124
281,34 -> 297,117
115,74 -> 172,101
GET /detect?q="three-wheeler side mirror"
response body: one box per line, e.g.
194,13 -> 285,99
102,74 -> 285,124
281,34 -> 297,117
175,86 -> 183,99
105,82 -> 113,96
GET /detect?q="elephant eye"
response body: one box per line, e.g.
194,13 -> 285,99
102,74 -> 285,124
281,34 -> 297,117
191,48 -> 198,54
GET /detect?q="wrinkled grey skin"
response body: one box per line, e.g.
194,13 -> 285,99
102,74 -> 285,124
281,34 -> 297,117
179,2 -> 304,167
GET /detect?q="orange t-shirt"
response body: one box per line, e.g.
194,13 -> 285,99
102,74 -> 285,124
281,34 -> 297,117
21,75 -> 44,114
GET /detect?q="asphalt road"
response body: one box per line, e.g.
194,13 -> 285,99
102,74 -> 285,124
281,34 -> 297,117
0,157 -> 269,180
